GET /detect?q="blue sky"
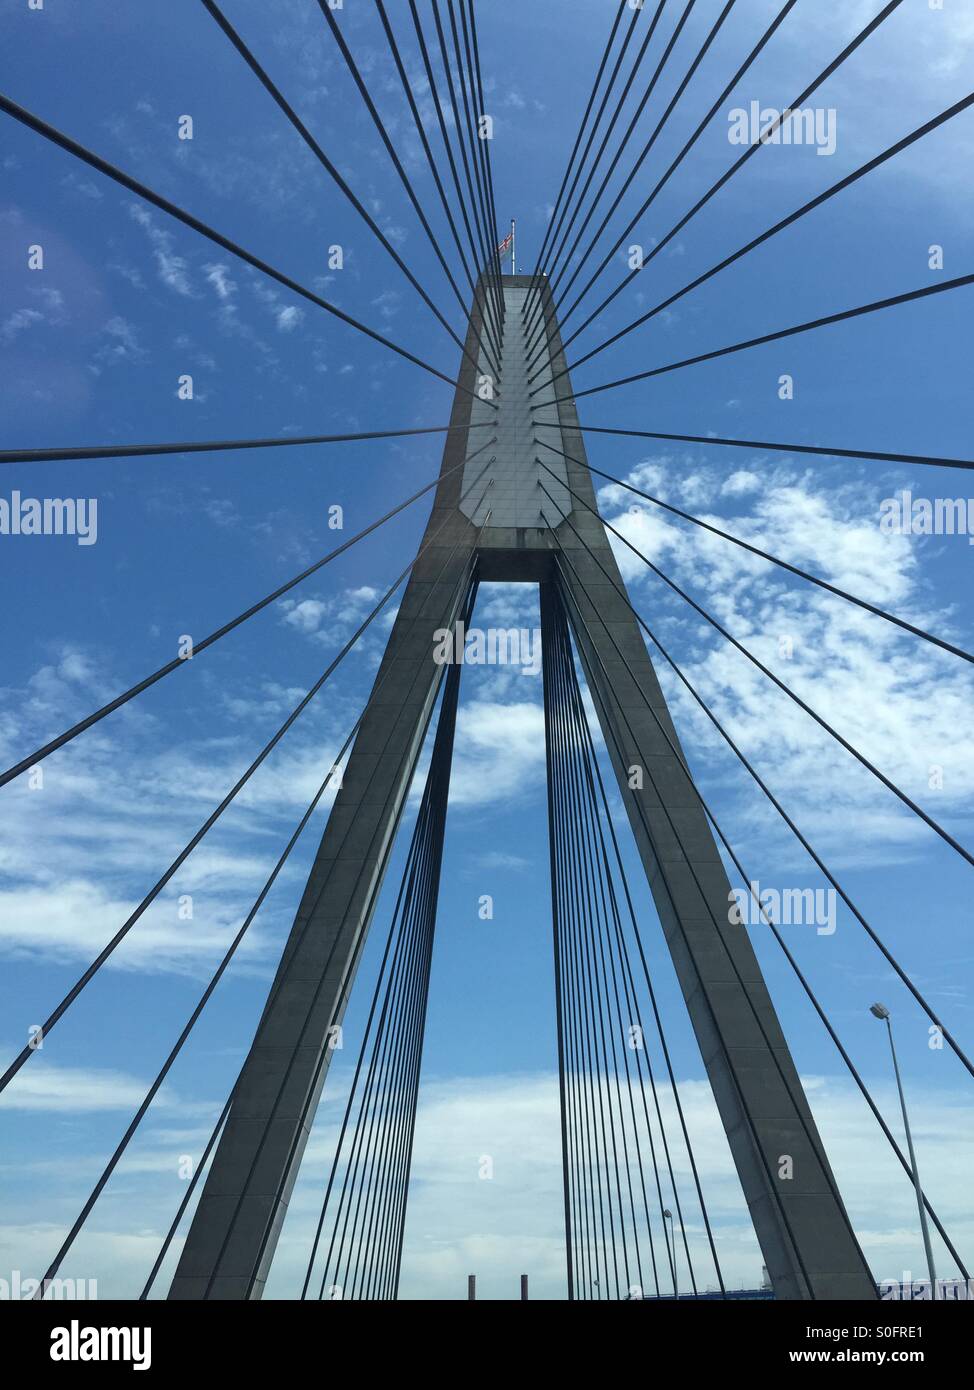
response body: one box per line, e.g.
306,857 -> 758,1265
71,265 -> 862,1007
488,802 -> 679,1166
1,0 -> 973,1300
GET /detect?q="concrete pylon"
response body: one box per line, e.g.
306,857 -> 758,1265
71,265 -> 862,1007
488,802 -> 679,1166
170,275 -> 875,1300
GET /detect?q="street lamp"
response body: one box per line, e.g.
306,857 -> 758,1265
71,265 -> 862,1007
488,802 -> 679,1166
870,1002 -> 938,1299
662,1209 -> 678,1299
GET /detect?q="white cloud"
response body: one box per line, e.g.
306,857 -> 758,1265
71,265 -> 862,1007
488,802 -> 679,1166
276,305 -> 303,333
0,876 -> 271,977
0,1063 -> 189,1115
0,284 -> 68,346
203,262 -> 236,302
250,279 -> 305,340
722,469 -> 762,497
277,586 -> 388,646
260,1068 -> 974,1299
0,307 -> 43,345
448,699 -> 546,808
94,316 -> 145,366
127,204 -> 194,297
0,641 -> 357,979
598,456 -> 974,866
1,1065 -> 969,1300
59,171 -> 103,201
281,598 -> 329,634
370,289 -> 401,321
479,850 -> 530,871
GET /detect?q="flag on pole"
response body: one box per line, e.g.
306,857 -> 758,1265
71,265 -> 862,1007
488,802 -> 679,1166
496,219 -> 516,274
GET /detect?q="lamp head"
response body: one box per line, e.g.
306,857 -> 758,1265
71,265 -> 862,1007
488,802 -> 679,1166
869,1002 -> 890,1020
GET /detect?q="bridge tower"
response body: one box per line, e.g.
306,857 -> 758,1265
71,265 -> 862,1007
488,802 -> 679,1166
169,276 -> 877,1301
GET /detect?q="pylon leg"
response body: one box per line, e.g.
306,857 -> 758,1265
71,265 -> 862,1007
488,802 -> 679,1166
169,526 -> 477,1299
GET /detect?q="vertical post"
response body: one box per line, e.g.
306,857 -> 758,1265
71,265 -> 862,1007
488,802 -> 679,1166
468,1274 -> 477,1301
542,581 -> 576,1305
511,217 -> 516,274
884,1014 -> 938,1298
520,1273 -> 529,1301
663,1210 -> 678,1299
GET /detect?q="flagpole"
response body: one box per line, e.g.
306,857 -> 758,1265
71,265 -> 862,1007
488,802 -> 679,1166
511,218 -> 516,275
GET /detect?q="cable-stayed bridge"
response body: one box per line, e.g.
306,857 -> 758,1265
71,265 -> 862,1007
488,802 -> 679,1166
1,0 -> 972,1305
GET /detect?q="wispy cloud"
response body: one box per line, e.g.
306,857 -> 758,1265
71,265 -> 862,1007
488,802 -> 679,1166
127,203 -> 195,297
598,455 -> 974,867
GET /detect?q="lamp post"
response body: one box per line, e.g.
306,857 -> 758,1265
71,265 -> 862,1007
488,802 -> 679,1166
870,1002 -> 938,1299
663,1208 -> 678,1299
